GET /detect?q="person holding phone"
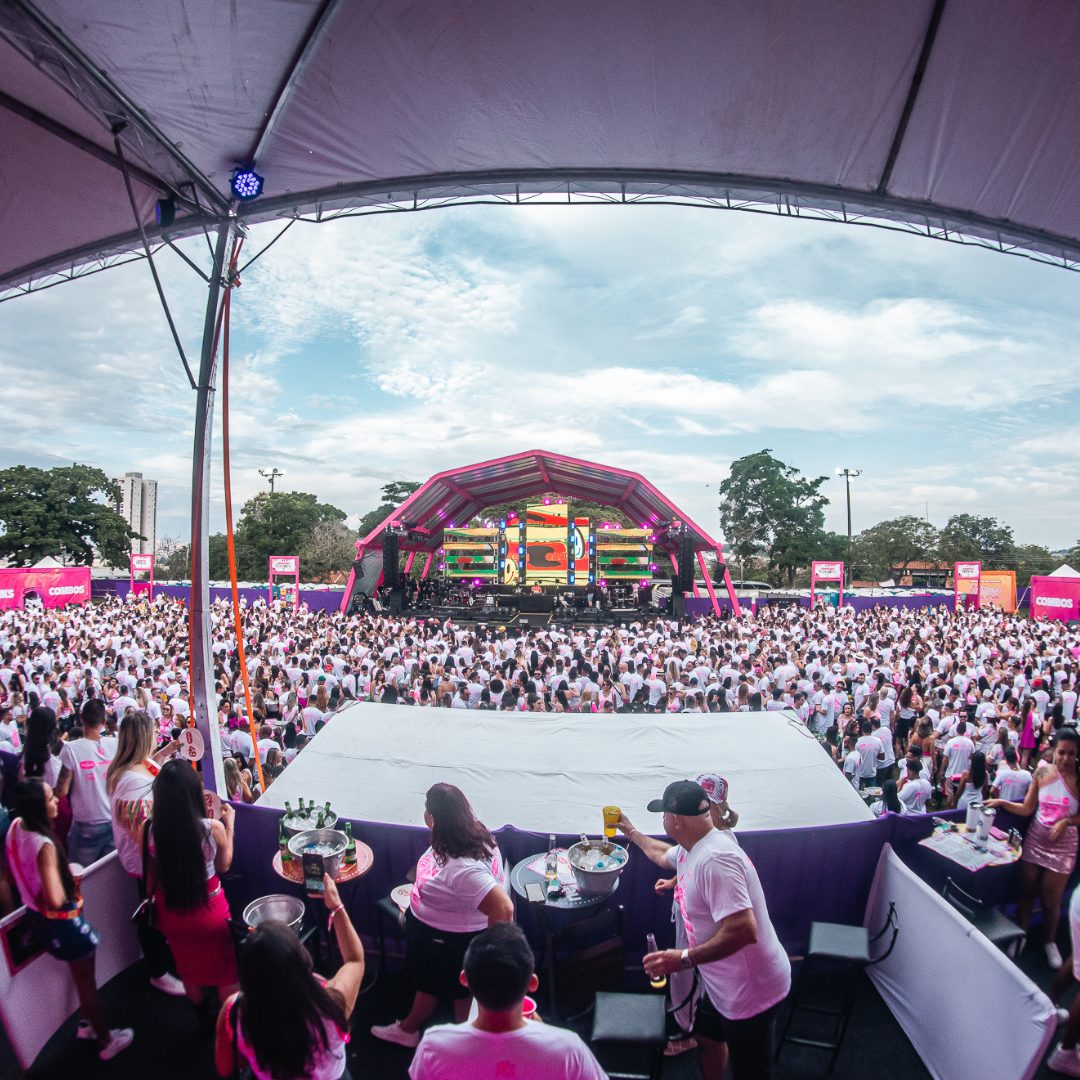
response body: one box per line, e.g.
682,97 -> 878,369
215,875 -> 363,1080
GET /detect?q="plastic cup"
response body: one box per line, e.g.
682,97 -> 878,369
602,805 -> 621,838
522,995 -> 537,1018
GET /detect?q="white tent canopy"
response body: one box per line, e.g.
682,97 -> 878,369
4,0 -> 1080,298
259,703 -> 873,834
1050,565 -> 1080,577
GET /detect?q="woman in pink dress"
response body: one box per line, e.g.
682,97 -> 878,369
1019,698 -> 1038,770
987,727 -> 1080,969
145,760 -> 238,1002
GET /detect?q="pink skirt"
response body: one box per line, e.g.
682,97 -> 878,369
155,877 -> 238,987
1022,817 -> 1078,876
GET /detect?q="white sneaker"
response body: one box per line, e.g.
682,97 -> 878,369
1047,1044 -> 1080,1077
1047,943 -> 1065,969
150,973 -> 186,997
76,1020 -> 95,1041
370,1021 -> 420,1048
98,1028 -> 134,1061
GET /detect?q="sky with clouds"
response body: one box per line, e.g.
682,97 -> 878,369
1,204 -> 1078,551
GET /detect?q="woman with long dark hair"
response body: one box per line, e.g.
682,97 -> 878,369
951,750 -> 989,811
146,759 -> 238,1002
371,783 -> 513,1048
6,779 -> 133,1059
21,705 -> 61,787
987,727 -> 1080,969
215,875 -> 362,1080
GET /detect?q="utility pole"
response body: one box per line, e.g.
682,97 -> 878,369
259,468 -> 284,495
835,467 -> 862,587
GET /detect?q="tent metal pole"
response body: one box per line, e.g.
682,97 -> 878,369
188,221 -> 236,795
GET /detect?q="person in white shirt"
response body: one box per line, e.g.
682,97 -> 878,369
897,760 -> 932,813
991,746 -> 1034,803
637,781 -> 790,1080
941,722 -> 976,794
854,720 -> 885,788
841,735 -> 861,789
372,784 -> 515,1049
409,922 -> 606,1080
56,699 -> 117,866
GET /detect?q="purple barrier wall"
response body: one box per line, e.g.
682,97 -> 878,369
223,803 -> 1017,963
94,580 -> 344,612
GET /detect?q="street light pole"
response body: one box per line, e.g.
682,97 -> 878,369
259,468 -> 284,494
836,467 -> 862,587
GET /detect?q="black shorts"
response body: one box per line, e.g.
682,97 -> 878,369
404,908 -> 482,1000
694,993 -> 780,1080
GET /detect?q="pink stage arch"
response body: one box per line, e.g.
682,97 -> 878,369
342,449 -> 740,616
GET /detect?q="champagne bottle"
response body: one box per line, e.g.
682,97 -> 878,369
344,821 -> 357,865
284,800 -> 293,818
323,800 -> 332,822
545,834 -> 559,898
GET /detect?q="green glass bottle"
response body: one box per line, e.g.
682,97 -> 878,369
344,822 -> 357,865
279,818 -> 292,863
316,811 -> 326,830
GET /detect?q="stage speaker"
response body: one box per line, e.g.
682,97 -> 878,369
677,533 -> 695,593
382,531 -> 400,590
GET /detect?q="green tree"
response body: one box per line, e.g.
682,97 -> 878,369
850,516 -> 938,581
999,543 -> 1057,591
159,534 -> 232,581
0,464 -> 139,567
298,520 -> 360,580
717,450 -> 829,586
936,514 -> 1015,568
233,491 -> 346,578
357,481 -> 421,538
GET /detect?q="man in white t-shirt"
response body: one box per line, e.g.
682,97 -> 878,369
409,923 -> 606,1080
640,781 -> 790,1079
897,760 -> 932,814
854,720 -> 885,788
991,746 -> 1033,803
56,699 -> 117,866
941,722 -> 975,788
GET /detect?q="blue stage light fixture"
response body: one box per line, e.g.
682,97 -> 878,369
231,167 -> 264,201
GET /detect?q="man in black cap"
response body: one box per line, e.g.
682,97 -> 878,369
632,780 -> 790,1080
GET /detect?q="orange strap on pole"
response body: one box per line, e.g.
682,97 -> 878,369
220,250 -> 266,794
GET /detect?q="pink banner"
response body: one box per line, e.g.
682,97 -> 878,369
0,568 -> 92,610
1029,575 -> 1080,621
810,560 -> 844,607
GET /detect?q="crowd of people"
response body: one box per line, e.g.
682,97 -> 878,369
0,593 -> 1078,1075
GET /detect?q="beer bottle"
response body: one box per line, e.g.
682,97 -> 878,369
344,822 -> 357,865
316,811 -> 326,830
279,819 -> 292,863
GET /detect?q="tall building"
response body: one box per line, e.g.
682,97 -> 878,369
115,472 -> 157,556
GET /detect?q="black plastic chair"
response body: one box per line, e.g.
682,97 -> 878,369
776,901 -> 899,1072
942,876 -> 1026,957
590,991 -> 668,1080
